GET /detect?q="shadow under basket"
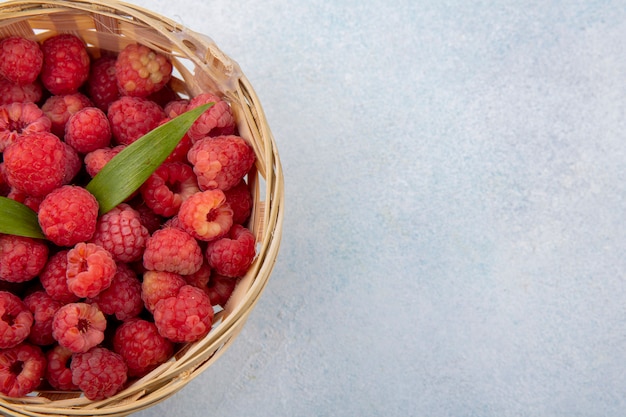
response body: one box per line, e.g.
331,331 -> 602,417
0,1 -> 284,415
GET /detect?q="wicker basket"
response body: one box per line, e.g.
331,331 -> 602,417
0,1 -> 284,415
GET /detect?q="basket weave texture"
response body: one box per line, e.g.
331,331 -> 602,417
0,1 -> 284,415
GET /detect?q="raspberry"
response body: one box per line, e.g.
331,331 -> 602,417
0,343 -> 45,397
45,344 -> 78,391
6,188 -> 42,212
224,179 -> 253,225
153,285 -> 214,343
66,242 -> 117,298
115,43 -> 172,98
39,250 -> 79,304
143,227 -> 203,275
52,302 -> 106,353
0,291 -> 33,349
41,93 -> 93,137
23,290 -> 63,346
186,93 -> 236,142
0,102 -> 52,152
90,203 -> 149,263
107,96 -> 165,145
177,189 -> 233,241
140,162 -> 200,217
163,99 -> 188,118
0,234 -> 48,283
131,200 -> 163,234
89,263 -> 143,321
62,142 -> 82,184
113,318 -> 173,377
0,78 -> 42,105
84,145 -> 125,177
182,260 -> 211,295
65,107 -> 112,153
0,36 -> 43,85
146,83 -> 180,107
207,273 -> 237,307
71,347 -> 127,400
86,56 -> 120,111
38,185 -> 99,247
187,135 -> 256,191
161,120 -> 192,163
41,34 -> 90,95
141,270 -> 185,313
206,224 -> 256,277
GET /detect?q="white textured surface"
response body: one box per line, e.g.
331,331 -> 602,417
121,1 -> 624,415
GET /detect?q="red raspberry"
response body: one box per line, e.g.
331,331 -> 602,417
187,135 -> 256,192
163,99 -> 188,118
86,56 -> 120,111
177,189 -> 233,241
45,344 -> 78,391
0,234 -> 48,283
23,290 -> 63,346
39,250 -> 79,304
71,347 -> 127,400
182,260 -> 211,295
115,43 -> 172,98
38,185 -> 99,247
41,34 -> 90,95
0,36 -> 43,85
131,200 -> 163,234
64,107 -> 112,153
207,273 -> 237,307
143,227 -> 203,275
84,145 -> 125,177
0,291 -> 33,349
206,224 -> 256,278
6,188 -> 43,212
41,93 -> 92,137
0,102 -> 52,152
90,203 -> 149,263
52,302 -> 106,353
186,93 -> 236,142
141,270 -> 185,313
66,242 -> 117,298
107,96 -> 165,145
140,162 -> 199,217
153,285 -> 214,343
113,318 -> 173,377
224,179 -> 253,225
0,343 -> 45,397
0,78 -> 42,105
62,142 -> 82,184
146,83 -> 180,107
89,263 -> 143,321
160,119 -> 192,163
0,164 -> 9,197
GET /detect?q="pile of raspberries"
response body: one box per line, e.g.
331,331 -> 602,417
0,34 -> 258,400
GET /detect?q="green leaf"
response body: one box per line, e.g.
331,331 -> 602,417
86,103 -> 213,214
0,196 -> 46,239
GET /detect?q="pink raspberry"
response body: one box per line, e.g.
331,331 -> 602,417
141,270 -> 185,313
64,106 -> 112,153
207,273 -> 237,307
71,347 -> 127,400
187,135 -> 256,192
143,227 -> 203,275
38,185 -> 99,247
115,43 -> 172,98
86,56 -> 120,111
153,285 -> 214,343
0,234 -> 48,283
41,93 -> 93,137
0,343 -> 45,397
89,263 -> 143,321
163,99 -> 189,118
0,36 -> 43,85
140,162 -> 200,217
0,102 -> 52,152
52,302 -> 106,353
45,344 -> 78,391
23,290 -> 63,346
41,34 -> 90,95
39,250 -> 79,304
90,203 -> 149,263
113,318 -> 173,377
0,78 -> 42,105
206,224 -> 256,278
107,96 -> 165,145
62,142 -> 82,184
177,189 -> 233,241
0,291 -> 33,349
66,242 -> 117,298
186,93 -> 236,142
84,145 -> 125,177
224,179 -> 253,225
